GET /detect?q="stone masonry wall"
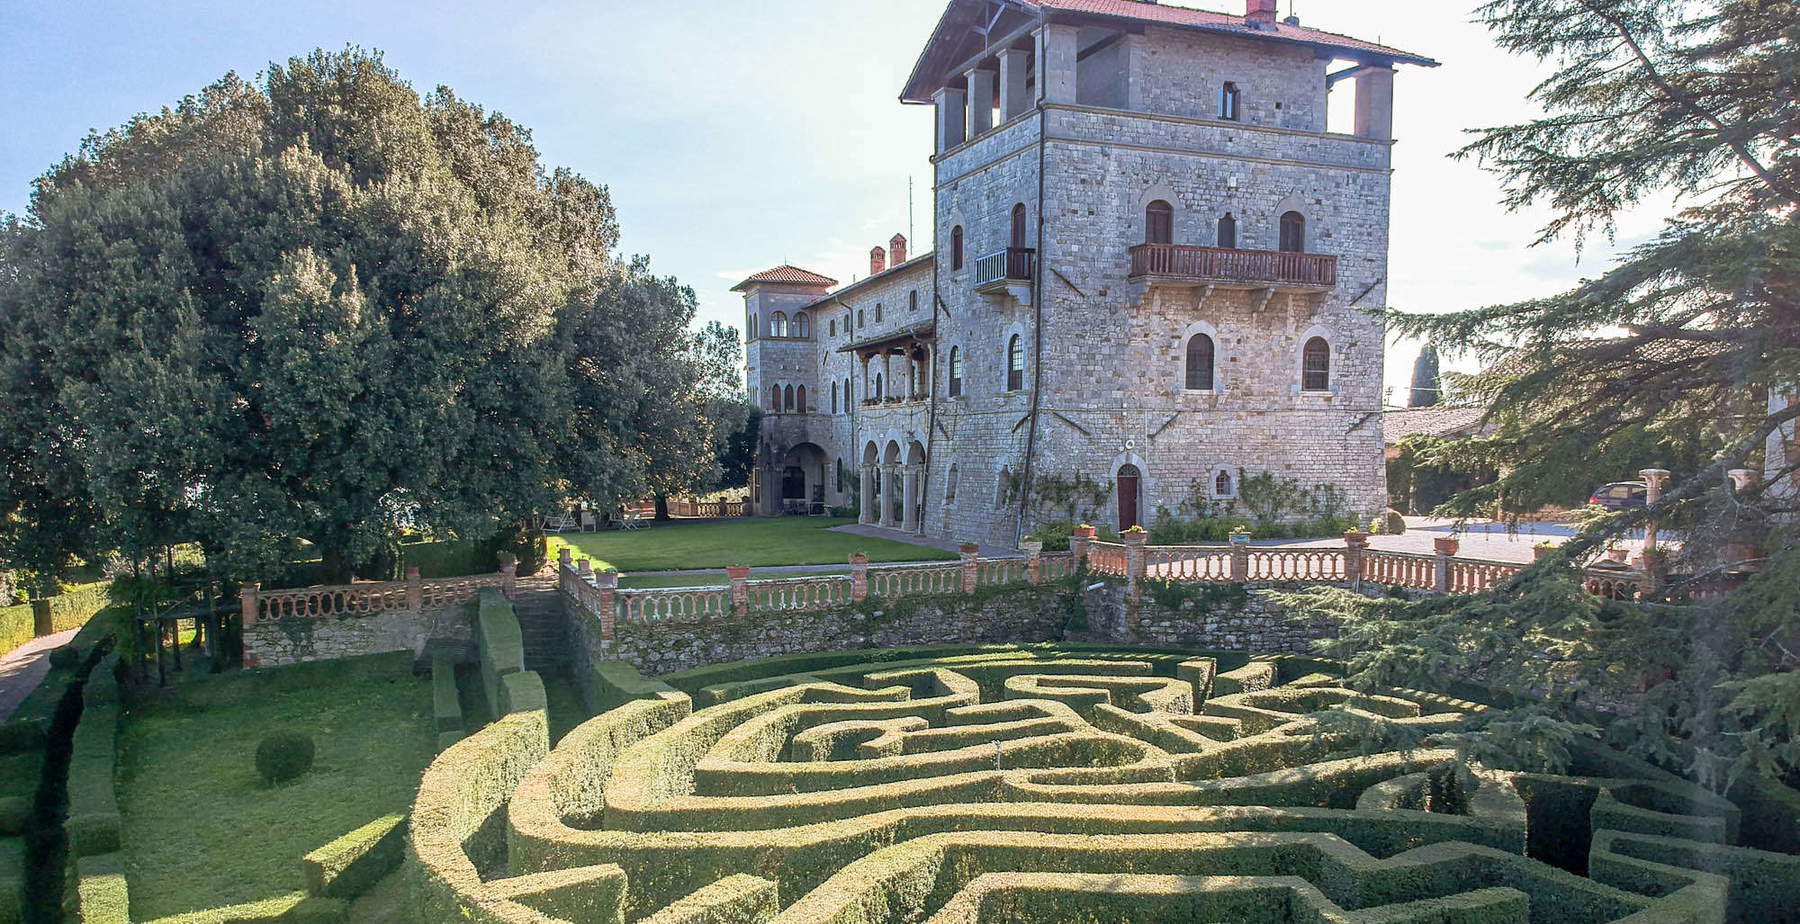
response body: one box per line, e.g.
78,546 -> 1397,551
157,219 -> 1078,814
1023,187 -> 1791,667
1082,582 -> 1338,654
242,603 -> 472,669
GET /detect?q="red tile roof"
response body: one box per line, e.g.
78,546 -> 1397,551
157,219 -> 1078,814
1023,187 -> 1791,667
1028,0 -> 1436,66
730,265 -> 840,292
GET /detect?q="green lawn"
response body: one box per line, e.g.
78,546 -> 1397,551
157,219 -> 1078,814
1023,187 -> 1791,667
545,518 -> 953,573
117,658 -> 435,921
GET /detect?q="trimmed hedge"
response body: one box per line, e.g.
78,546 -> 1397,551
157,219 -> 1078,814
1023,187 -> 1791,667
66,850 -> 128,924
635,874 -> 778,924
0,836 -> 20,924
0,582 -> 111,657
476,588 -> 526,716
303,812 -> 406,900
66,656 -> 121,858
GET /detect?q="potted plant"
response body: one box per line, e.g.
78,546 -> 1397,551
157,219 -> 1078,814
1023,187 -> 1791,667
1432,536 -> 1460,556
959,540 -> 980,555
1532,541 -> 1557,562
1228,527 -> 1252,545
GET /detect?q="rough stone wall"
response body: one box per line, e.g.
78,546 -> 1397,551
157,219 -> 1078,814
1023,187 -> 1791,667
1082,582 -> 1339,654
598,586 -> 1073,676
242,603 -> 471,668
1135,26 -> 1328,131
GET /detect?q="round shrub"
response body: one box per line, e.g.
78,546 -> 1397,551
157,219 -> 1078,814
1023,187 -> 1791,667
48,645 -> 80,670
255,732 -> 316,785
1379,509 -> 1407,535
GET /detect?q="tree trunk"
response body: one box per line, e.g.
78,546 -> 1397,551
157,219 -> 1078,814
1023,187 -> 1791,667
654,494 -> 671,521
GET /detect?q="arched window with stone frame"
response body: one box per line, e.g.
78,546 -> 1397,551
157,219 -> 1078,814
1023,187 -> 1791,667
771,312 -> 789,338
1006,334 -> 1024,392
1279,211 -> 1306,253
1219,81 -> 1240,121
796,385 -> 806,413
1215,469 -> 1236,498
951,226 -> 964,270
946,463 -> 959,502
1217,213 -> 1238,249
793,312 -> 811,338
909,289 -> 919,312
949,346 -> 964,397
831,381 -> 839,414
1302,337 -> 1331,392
1145,200 -> 1173,245
769,384 -> 781,411
783,384 -> 795,411
1185,333 -> 1216,391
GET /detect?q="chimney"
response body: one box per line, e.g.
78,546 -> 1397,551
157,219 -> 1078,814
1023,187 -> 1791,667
889,233 -> 908,266
1246,0 -> 1277,27
870,245 -> 887,276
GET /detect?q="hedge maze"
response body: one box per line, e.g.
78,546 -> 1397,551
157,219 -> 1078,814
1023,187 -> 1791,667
407,644 -> 1799,923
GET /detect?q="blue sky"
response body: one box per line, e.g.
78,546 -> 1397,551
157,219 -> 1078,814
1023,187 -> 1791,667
1,0 -> 1659,401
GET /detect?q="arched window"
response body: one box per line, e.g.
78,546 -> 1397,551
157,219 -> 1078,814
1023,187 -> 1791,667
1010,203 -> 1027,249
857,309 -> 865,328
875,303 -> 883,322
796,385 -> 807,412
831,381 -> 839,414
874,372 -> 884,399
946,463 -> 959,501
1302,337 -> 1331,391
793,312 -> 811,337
1145,200 -> 1173,245
1217,213 -> 1238,249
844,312 -> 853,336
844,377 -> 852,407
1185,334 -> 1215,391
829,318 -> 836,337
949,346 -> 964,397
771,312 -> 789,338
1279,211 -> 1305,253
770,384 -> 782,411
1006,334 -> 1024,392
783,384 -> 795,411
1219,81 -> 1240,121
1215,469 -> 1235,497
750,312 -> 758,339
909,289 -> 919,312
951,226 -> 964,270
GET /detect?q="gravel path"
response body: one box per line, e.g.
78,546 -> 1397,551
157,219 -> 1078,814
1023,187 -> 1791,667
0,627 -> 78,723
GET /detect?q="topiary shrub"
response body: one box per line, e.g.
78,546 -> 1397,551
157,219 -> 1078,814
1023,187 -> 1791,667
48,645 -> 80,670
1380,509 -> 1407,535
255,732 -> 316,785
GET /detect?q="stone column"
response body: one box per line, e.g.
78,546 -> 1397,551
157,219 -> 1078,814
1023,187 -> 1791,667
902,465 -> 922,534
999,48 -> 1031,121
558,547 -> 573,571
1038,24 -> 1078,104
960,542 -> 980,594
1433,536 -> 1460,593
966,67 -> 996,137
596,570 -> 618,641
501,562 -> 516,599
1342,532 -> 1368,589
1353,65 -> 1396,141
405,567 -> 422,611
934,85 -> 967,152
1640,468 -> 1671,556
578,558 -> 592,580
727,565 -> 750,618
860,465 -> 876,525
884,351 -> 896,399
885,466 -> 904,527
1229,533 -> 1250,583
239,582 -> 260,628
1021,540 -> 1043,584
1071,524 -> 1096,569
850,553 -> 869,603
1122,530 -> 1149,603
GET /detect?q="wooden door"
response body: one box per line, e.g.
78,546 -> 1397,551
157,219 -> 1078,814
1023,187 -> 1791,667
1117,465 -> 1141,531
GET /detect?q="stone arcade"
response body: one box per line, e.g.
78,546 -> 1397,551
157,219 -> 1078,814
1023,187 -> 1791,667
739,0 -> 1437,543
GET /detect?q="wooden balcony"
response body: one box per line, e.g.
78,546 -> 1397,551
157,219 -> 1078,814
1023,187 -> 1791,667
1128,243 -> 1337,293
973,247 -> 1035,294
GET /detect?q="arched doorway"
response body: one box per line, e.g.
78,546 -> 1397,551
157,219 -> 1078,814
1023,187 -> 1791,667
1117,464 -> 1142,531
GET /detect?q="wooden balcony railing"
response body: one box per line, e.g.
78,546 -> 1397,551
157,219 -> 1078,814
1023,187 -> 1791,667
1129,243 -> 1337,290
974,247 -> 1035,290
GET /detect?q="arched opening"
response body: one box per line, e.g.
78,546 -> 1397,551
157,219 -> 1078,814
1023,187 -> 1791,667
949,346 -> 964,397
874,372 -> 884,400
781,442 -> 828,515
1186,334 -> 1215,390
1117,464 -> 1142,530
1217,213 -> 1238,249
1215,469 -> 1235,498
1279,211 -> 1306,253
769,384 -> 781,411
1303,337 -> 1331,391
793,311 -> 811,337
844,377 -> 852,408
1010,203 -> 1027,249
831,381 -> 838,414
951,226 -> 964,270
909,289 -> 919,312
771,312 -> 789,338
946,463 -> 959,501
875,303 -> 883,322
783,384 -> 795,412
1145,200 -> 1173,245
1006,334 -> 1024,392
795,384 -> 807,413
1219,81 -> 1240,121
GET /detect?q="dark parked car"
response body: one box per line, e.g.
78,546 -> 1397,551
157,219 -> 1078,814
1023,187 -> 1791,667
1588,481 -> 1648,510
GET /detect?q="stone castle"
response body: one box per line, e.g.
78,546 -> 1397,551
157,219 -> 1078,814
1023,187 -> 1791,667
737,0 -> 1436,544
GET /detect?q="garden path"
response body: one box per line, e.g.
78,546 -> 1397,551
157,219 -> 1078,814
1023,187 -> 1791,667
0,626 -> 77,722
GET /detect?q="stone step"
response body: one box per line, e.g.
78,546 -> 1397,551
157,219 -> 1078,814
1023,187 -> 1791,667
510,590 -> 569,670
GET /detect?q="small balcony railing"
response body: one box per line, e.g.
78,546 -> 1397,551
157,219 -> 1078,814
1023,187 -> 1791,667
973,247 -> 1035,292
1128,243 -> 1337,290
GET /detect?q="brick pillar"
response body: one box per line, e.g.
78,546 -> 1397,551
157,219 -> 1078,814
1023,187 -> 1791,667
1121,530 -> 1148,603
577,558 -> 592,579
1639,548 -> 1667,597
1229,533 -> 1250,583
1342,532 -> 1368,589
960,543 -> 980,594
501,562 -> 517,599
728,565 -> 750,617
1640,467 -> 1671,557
596,570 -> 618,641
1433,536 -> 1459,593
850,553 -> 869,602
405,567 -> 423,611
1070,525 -> 1095,569
1021,540 -> 1044,584
240,581 -> 260,628
558,547 -> 573,570
30,599 -> 51,637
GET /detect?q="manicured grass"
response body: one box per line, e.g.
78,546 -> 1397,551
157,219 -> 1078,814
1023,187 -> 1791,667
619,568 -> 851,590
117,661 -> 435,921
545,518 -> 953,572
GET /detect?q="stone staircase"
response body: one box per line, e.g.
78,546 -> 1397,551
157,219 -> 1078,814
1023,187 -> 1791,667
509,575 -> 570,672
